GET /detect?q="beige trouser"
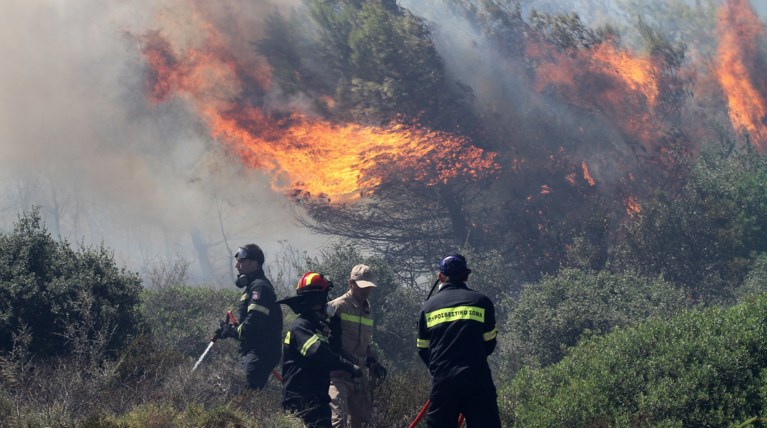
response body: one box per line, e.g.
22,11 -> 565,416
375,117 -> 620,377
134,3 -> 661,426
329,374 -> 372,428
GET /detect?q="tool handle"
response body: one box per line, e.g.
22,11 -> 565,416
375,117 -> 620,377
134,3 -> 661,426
211,310 -> 239,341
226,310 -> 238,326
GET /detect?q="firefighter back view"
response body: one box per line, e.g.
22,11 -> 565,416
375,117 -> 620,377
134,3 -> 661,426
416,254 -> 501,427
279,272 -> 363,428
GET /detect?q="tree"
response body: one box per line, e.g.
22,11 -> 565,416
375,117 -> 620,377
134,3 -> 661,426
0,207 -> 143,357
617,135 -> 767,303
259,1 -> 497,279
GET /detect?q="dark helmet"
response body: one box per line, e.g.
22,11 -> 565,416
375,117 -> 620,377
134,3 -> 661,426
439,254 -> 472,278
277,272 -> 333,314
234,244 -> 265,266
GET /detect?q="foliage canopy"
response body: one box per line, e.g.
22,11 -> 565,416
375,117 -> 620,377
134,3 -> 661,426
0,207 -> 142,357
505,293 -> 767,427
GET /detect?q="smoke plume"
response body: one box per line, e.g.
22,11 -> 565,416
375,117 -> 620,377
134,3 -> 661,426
0,0 -> 324,285
3,0 -> 766,284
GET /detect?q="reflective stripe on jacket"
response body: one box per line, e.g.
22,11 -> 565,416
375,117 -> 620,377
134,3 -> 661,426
328,291 -> 376,366
416,281 -> 497,396
281,313 -> 356,406
236,271 -> 283,361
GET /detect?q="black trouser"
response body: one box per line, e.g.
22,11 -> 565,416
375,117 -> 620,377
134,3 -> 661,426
426,387 -> 501,428
284,398 -> 332,428
241,350 -> 277,389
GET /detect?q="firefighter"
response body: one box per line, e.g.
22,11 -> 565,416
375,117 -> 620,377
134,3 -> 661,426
416,254 -> 501,428
327,264 -> 387,428
279,272 -> 363,428
216,244 -> 283,390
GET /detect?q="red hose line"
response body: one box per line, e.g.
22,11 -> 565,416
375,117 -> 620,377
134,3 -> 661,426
408,399 -> 430,428
408,399 -> 465,427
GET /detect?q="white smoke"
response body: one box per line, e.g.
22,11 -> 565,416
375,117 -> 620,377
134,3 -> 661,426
0,0 -> 325,287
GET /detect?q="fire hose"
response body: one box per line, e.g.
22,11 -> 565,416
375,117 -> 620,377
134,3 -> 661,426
408,399 -> 465,427
192,310 -> 282,382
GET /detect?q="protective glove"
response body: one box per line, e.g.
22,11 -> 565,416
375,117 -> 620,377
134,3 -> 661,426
365,356 -> 376,368
365,356 -> 387,380
371,362 -> 387,380
215,321 -> 238,340
349,364 -> 363,378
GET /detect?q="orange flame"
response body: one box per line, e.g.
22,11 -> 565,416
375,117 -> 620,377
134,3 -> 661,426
565,172 -> 577,186
581,161 -> 596,186
210,107 -> 499,200
592,43 -> 659,107
528,38 -> 663,148
139,8 -> 499,202
715,0 -> 767,150
626,196 -> 641,216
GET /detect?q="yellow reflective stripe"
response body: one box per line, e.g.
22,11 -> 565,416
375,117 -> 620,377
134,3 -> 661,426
303,273 -> 320,287
237,324 -> 243,338
247,303 -> 270,315
240,293 -> 249,301
425,306 -> 485,328
340,313 -> 373,326
483,328 -> 497,341
416,338 -> 430,348
284,331 -> 291,344
301,334 -> 321,356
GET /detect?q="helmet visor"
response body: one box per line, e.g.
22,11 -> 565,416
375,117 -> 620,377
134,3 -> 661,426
234,247 -> 251,260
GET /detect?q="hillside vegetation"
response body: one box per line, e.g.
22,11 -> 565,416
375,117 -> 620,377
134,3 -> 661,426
5,0 -> 767,426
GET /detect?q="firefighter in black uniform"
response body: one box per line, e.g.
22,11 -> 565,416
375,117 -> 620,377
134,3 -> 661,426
216,244 -> 283,389
416,254 -> 501,428
278,272 -> 362,428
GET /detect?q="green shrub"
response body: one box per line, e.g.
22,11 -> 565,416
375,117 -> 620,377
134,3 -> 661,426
81,401 -> 305,427
618,138 -> 767,304
504,293 -> 767,427
501,268 -> 686,375
140,285 -> 241,357
370,368 -> 432,427
114,333 -> 186,384
0,207 -> 142,357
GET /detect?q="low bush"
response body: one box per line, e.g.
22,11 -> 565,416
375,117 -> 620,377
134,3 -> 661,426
82,401 -> 304,427
140,285 -> 242,357
504,293 -> 767,427
500,268 -> 686,376
0,208 -> 142,358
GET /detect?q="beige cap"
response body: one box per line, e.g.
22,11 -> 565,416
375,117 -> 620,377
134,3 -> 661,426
350,264 -> 377,288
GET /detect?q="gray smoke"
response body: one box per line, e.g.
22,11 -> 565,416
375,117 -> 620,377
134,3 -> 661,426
3,0 -> 759,286
0,0 -> 324,286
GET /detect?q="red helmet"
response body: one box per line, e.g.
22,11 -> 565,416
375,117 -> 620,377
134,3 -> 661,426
278,272 -> 333,314
296,272 -> 332,294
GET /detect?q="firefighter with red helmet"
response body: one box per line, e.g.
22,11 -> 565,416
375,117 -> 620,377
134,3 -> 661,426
416,254 -> 501,428
279,272 -> 363,428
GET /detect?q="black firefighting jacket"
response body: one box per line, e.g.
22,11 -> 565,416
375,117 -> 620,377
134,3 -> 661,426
237,270 -> 283,363
281,312 -> 357,407
416,281 -> 498,396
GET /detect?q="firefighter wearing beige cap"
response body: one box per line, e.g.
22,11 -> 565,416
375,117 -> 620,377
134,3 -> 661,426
327,264 -> 387,428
